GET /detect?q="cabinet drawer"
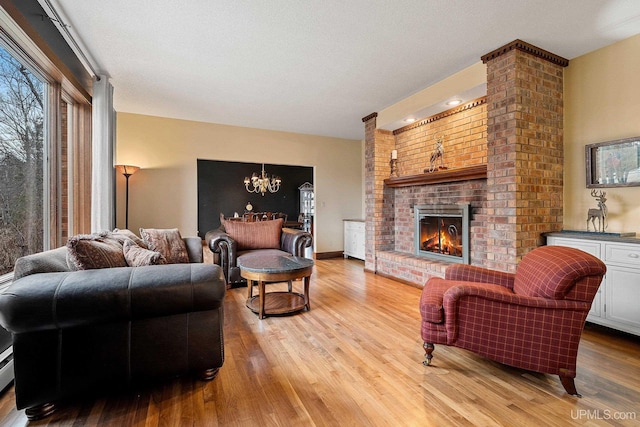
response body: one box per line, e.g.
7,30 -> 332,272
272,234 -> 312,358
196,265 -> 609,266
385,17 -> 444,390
605,244 -> 640,267
546,237 -> 601,258
344,221 -> 364,231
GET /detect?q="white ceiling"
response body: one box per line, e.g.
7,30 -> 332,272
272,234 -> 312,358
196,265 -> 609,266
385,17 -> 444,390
52,0 -> 640,140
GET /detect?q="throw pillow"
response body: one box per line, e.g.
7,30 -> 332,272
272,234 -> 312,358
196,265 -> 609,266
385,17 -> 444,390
139,228 -> 190,264
123,239 -> 167,267
67,232 -> 128,270
222,218 -> 283,250
110,228 -> 148,248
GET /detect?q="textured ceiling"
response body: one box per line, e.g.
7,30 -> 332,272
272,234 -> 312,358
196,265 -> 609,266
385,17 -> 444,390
53,0 -> 640,140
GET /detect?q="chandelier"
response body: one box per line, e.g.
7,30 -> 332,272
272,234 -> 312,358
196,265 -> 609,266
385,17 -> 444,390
244,164 -> 281,195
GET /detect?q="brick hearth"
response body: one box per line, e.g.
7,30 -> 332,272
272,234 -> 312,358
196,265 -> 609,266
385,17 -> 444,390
363,40 -> 568,287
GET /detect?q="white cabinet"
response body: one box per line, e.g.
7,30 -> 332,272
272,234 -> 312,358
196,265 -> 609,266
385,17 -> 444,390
344,220 -> 365,260
546,234 -> 640,336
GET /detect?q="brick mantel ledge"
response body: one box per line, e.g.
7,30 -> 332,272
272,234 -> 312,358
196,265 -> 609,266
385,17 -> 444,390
383,164 -> 487,188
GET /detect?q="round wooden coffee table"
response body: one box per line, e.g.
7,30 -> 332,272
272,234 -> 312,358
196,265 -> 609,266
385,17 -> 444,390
238,253 -> 314,319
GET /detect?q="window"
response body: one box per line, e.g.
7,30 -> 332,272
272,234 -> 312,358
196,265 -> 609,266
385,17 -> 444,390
0,45 -> 45,275
0,5 -> 94,280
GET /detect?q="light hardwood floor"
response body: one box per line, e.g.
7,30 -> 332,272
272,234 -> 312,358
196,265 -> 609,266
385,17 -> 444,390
0,258 -> 638,426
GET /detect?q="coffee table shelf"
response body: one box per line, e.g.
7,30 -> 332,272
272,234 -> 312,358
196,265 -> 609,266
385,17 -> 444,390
246,291 -> 307,316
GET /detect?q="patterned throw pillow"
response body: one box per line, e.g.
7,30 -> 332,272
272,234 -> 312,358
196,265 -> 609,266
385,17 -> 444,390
139,228 -> 190,264
110,228 -> 148,248
222,218 -> 283,251
66,232 -> 128,270
123,239 -> 166,267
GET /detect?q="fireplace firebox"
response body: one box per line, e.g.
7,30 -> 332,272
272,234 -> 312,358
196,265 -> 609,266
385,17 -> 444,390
414,204 -> 469,263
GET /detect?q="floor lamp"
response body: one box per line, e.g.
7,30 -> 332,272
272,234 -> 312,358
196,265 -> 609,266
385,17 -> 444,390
115,165 -> 140,229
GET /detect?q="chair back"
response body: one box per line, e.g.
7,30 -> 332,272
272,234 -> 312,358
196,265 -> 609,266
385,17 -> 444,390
513,245 -> 606,302
243,213 -> 258,222
274,212 -> 288,222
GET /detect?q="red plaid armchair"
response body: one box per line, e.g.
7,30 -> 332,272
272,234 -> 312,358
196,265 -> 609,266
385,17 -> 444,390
420,245 -> 606,397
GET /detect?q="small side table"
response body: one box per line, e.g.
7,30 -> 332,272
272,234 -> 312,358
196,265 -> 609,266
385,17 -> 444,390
238,253 -> 314,319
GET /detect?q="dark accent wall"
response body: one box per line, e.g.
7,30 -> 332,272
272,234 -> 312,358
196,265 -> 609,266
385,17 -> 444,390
197,159 -> 313,238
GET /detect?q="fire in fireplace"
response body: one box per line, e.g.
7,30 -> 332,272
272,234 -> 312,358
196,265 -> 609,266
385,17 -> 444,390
414,204 -> 469,263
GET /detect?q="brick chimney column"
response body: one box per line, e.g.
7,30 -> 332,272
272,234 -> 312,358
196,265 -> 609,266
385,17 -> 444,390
362,113 -> 395,273
482,40 -> 568,272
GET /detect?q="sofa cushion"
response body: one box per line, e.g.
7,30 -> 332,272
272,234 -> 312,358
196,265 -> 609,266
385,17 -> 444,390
222,218 -> 283,251
123,239 -> 167,267
66,232 -> 128,270
139,228 -> 190,264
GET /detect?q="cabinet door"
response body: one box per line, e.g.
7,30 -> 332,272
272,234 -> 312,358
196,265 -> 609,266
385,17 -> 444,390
547,237 -> 603,318
344,221 -> 365,260
354,222 -> 365,260
344,222 -> 357,257
344,222 -> 352,256
605,265 -> 640,330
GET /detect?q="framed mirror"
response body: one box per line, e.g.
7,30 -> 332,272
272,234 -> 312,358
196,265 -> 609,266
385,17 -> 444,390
586,136 -> 640,188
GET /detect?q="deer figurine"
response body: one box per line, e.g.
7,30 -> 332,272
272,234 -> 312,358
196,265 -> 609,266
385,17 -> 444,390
586,190 -> 608,232
427,134 -> 445,173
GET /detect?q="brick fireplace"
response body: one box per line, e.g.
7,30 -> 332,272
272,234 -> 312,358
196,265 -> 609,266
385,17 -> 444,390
363,40 -> 568,287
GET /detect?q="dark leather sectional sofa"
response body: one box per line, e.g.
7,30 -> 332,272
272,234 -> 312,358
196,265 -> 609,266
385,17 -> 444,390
0,237 -> 226,420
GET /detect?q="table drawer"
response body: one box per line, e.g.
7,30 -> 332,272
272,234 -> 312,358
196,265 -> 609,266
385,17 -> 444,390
605,244 -> 640,267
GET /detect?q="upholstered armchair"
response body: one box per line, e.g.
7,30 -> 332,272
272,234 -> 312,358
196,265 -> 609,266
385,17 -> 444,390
206,218 -> 312,287
420,245 -> 606,397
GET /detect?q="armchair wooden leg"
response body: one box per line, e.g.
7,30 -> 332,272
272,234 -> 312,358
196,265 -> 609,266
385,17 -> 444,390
423,342 -> 434,366
25,402 -> 57,420
560,376 -> 582,397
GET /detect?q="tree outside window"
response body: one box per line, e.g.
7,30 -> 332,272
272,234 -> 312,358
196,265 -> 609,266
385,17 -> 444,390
0,46 -> 45,275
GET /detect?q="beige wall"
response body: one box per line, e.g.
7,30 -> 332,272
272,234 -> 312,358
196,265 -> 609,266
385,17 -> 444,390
115,113 -> 364,253
565,34 -> 640,234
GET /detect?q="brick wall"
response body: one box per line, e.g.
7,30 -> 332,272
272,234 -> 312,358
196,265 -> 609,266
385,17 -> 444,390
363,113 -> 376,271
394,98 -> 488,175
483,40 -> 566,272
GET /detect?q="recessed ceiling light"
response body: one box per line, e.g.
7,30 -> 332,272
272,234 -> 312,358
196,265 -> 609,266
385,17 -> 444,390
447,99 -> 462,106
404,118 -> 416,123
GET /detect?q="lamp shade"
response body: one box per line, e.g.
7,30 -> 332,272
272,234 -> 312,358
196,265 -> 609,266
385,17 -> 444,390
115,165 -> 140,176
